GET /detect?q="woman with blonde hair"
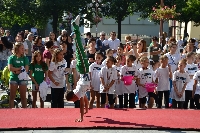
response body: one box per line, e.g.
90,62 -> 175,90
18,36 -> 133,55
8,42 -> 29,108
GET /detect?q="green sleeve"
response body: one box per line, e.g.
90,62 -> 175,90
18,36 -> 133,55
29,63 -> 33,71
8,55 -> 14,65
24,56 -> 29,66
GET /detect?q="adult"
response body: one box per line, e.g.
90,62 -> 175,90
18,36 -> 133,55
0,27 -> 5,36
96,31 -> 105,51
165,43 -> 181,73
57,29 -> 67,43
24,33 -> 34,62
107,31 -> 120,57
177,36 -> 184,53
62,35 -> 74,91
98,31 -> 109,56
49,32 -> 59,48
163,37 -> 176,54
8,43 -> 29,108
32,36 -> 45,54
149,36 -> 162,62
84,32 -> 92,46
5,30 -> 15,44
15,32 -> 28,55
43,41 -> 54,68
0,36 -> 12,70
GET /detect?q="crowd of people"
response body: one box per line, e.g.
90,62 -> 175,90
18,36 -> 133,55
0,27 -> 200,112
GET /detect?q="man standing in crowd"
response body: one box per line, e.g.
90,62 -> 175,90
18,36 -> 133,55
57,29 -> 67,43
5,30 -> 15,44
25,33 -> 34,62
108,31 -> 120,57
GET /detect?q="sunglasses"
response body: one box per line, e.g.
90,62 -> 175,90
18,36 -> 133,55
101,35 -> 105,36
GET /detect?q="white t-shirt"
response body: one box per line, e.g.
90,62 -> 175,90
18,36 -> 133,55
184,63 -> 198,76
165,53 -> 181,73
154,67 -> 170,91
89,62 -> 104,91
107,38 -> 120,57
113,65 -> 123,95
49,59 -> 67,88
120,65 -> 139,94
138,68 -> 154,98
23,41 -> 28,50
193,71 -> 200,95
184,63 -> 198,90
171,71 -> 190,101
53,41 -> 59,48
99,66 -> 118,94
102,59 -> 106,66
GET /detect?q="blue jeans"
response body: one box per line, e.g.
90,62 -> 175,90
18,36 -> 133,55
27,56 -> 32,63
0,60 -> 7,70
9,80 -> 28,85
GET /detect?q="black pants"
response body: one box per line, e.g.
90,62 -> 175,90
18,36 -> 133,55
194,94 -> 200,109
118,95 -> 123,108
74,100 -> 80,108
51,87 -> 64,108
124,93 -> 135,108
184,90 -> 195,109
101,93 -> 114,105
172,99 -> 184,109
157,91 -> 169,108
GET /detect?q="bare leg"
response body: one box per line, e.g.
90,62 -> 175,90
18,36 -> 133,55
39,92 -> 44,108
89,89 -> 95,109
148,97 -> 154,108
9,84 -> 18,108
84,96 -> 88,114
32,91 -> 37,108
19,85 -> 27,108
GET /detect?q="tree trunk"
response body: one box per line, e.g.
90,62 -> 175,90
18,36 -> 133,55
52,12 -> 58,35
183,21 -> 188,42
117,18 -> 122,41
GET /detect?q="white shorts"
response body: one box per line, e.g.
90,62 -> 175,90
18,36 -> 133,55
73,85 -> 90,99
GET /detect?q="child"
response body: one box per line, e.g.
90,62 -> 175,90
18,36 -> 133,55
136,56 -> 155,108
195,53 -> 200,70
117,45 -> 126,66
193,70 -> 200,109
113,55 -> 123,108
66,72 -> 90,122
154,55 -> 172,108
172,59 -> 190,109
29,51 -> 48,108
183,52 -> 197,109
120,55 -> 138,108
70,54 -> 81,108
89,51 -> 104,108
102,49 -> 113,66
100,56 -> 117,108
48,48 -> 68,108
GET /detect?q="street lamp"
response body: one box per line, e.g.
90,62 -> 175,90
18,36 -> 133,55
87,0 -> 104,38
62,11 -> 73,33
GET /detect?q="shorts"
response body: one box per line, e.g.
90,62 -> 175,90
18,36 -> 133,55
32,84 -> 38,91
148,92 -> 154,98
9,80 -> 28,86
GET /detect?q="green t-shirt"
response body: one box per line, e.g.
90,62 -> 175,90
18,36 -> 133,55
29,63 -> 48,84
8,55 -> 29,81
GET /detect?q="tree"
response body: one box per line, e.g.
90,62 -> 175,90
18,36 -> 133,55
0,0 -> 94,34
101,0 -> 136,41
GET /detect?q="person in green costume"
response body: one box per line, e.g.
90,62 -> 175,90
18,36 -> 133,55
66,15 -> 91,122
